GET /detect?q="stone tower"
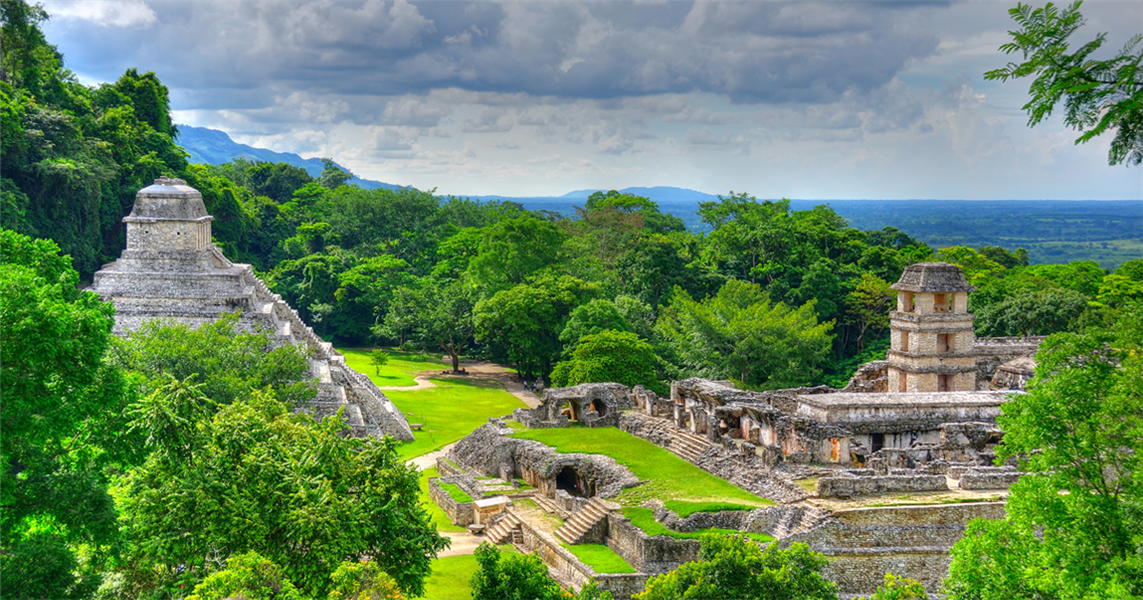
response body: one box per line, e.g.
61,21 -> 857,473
90,177 -> 414,440
886,262 -> 977,393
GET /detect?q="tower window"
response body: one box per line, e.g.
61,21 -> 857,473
938,374 -> 952,392
934,293 -> 949,313
901,292 -> 915,312
938,333 -> 953,353
901,331 -> 910,352
898,372 -> 907,392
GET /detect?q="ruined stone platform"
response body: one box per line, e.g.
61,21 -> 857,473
89,178 -> 413,441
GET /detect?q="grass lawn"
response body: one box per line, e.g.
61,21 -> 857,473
441,482 -> 474,503
664,500 -> 757,518
387,378 -> 528,459
563,543 -> 636,574
509,427 -> 773,507
423,546 -> 521,600
340,347 -> 446,387
419,468 -> 465,533
623,507 -> 774,543
794,477 -> 819,495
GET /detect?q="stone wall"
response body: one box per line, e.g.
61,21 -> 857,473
514,513 -> 648,600
449,421 -> 640,499
960,466 -> 1022,490
605,513 -> 701,574
516,383 -> 631,428
817,474 -> 948,498
787,502 -> 1007,595
428,477 -> 474,526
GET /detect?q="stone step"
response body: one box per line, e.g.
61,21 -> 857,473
554,498 -> 617,545
485,512 -> 523,545
532,494 -> 561,516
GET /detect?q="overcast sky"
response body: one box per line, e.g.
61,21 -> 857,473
42,0 -> 1143,199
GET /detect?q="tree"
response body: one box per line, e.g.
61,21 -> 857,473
185,552 -> 306,600
655,280 -> 834,389
467,216 -> 567,297
635,535 -> 837,600
943,304 -> 1143,598
377,277 -> 475,372
861,574 -> 927,600
370,349 -> 390,375
469,543 -> 613,600
973,286 -> 1088,336
845,273 -> 894,352
110,312 -> 316,408
327,560 -> 405,600
474,274 -> 598,383
559,299 -> 632,349
986,1 -> 1143,166
0,230 -> 128,599
551,330 -> 664,394
116,385 -> 449,598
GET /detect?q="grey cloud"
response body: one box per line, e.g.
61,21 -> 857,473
47,0 -> 944,112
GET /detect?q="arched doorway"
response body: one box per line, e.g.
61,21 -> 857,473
556,466 -> 582,496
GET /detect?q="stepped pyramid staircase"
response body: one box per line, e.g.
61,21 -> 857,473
772,505 -> 831,539
668,427 -> 714,462
555,498 -> 619,545
531,494 -> 566,519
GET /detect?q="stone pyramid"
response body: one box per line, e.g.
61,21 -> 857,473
90,177 -> 414,440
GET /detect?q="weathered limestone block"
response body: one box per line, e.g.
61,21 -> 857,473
959,466 -> 1022,490
817,474 -> 948,498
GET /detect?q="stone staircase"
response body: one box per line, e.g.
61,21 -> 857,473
485,512 -> 524,545
554,497 -> 618,545
772,505 -> 831,539
668,428 -> 713,462
532,494 -> 564,518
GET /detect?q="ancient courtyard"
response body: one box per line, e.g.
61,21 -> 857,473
83,178 -> 1045,598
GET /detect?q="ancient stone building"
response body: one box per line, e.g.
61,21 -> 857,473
89,178 -> 414,440
887,262 -> 979,393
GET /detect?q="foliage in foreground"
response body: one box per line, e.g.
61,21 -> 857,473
470,543 -> 613,600
115,382 -> 448,598
0,229 -> 130,599
986,1 -> 1143,166
943,303 -> 1143,599
635,534 -> 837,600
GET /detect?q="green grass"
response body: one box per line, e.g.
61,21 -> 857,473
664,500 -> 757,518
423,546 -> 521,600
440,482 -> 474,503
563,543 -> 636,573
794,477 -> 820,494
386,378 -> 528,459
419,468 -> 465,533
340,347 -> 446,387
508,427 -> 773,506
623,507 -> 774,543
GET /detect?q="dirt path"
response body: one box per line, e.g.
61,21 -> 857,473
379,359 -> 543,409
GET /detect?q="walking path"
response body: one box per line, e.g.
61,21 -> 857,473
379,359 -> 543,409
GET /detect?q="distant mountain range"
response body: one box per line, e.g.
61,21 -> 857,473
176,125 -> 399,190
175,125 -> 1140,268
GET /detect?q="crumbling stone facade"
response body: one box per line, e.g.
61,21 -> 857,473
89,178 -> 414,440
514,383 -> 632,428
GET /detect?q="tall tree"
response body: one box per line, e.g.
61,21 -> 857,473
943,304 -> 1143,598
986,1 -> 1143,165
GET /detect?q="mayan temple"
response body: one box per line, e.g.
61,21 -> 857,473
90,177 -> 414,440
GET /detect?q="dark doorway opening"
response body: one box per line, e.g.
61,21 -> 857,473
871,433 -> 885,453
560,402 -> 579,422
590,399 -> 608,417
556,466 -> 583,497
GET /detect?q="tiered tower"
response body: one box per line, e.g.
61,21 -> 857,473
90,178 -> 414,440
886,262 -> 977,393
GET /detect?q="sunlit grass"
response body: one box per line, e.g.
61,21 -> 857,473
623,507 -> 774,542
508,427 -> 772,506
423,546 -> 521,600
562,543 -> 635,573
664,500 -> 757,518
388,378 -> 527,459
340,346 -> 446,387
